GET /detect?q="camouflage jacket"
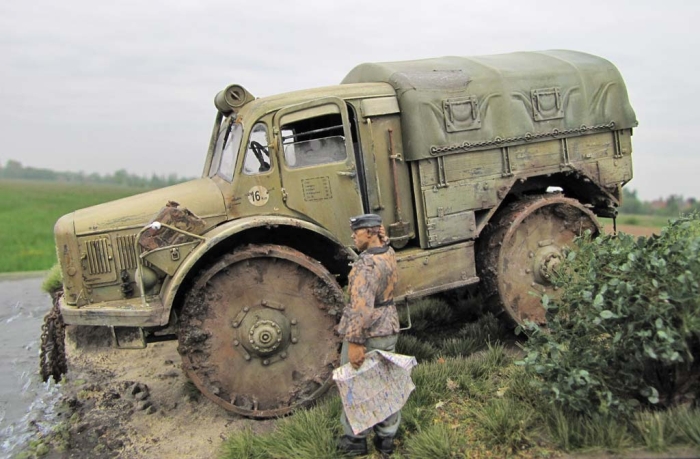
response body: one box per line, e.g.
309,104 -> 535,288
337,245 -> 399,344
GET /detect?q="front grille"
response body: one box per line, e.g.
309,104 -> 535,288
116,234 -> 138,270
85,238 -> 112,275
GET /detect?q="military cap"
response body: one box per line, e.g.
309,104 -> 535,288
350,214 -> 382,230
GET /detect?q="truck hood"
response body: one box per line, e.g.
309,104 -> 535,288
73,178 -> 227,235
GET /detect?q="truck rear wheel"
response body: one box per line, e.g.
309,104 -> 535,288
477,194 -> 600,326
177,244 -> 344,418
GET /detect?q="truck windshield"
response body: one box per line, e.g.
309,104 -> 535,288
209,118 -> 243,181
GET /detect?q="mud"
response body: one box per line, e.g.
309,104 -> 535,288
33,325 -> 274,458
312,277 -> 345,317
138,201 -> 207,251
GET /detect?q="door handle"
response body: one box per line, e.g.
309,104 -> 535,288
337,170 -> 356,178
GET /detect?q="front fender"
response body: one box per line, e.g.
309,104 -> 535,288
160,215 -> 354,315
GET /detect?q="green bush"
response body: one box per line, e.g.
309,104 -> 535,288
519,213 -> 700,418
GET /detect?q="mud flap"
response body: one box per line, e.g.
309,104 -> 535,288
111,326 -> 146,349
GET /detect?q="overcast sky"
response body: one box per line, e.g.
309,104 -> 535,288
1,0 -> 698,200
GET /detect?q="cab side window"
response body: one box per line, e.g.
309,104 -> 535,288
243,123 -> 271,175
281,113 -> 346,169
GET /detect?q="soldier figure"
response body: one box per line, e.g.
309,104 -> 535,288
337,214 -> 400,457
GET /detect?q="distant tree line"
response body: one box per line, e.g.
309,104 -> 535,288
0,160 -> 190,188
620,188 -> 700,216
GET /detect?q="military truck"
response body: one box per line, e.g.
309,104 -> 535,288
53,50 -> 637,417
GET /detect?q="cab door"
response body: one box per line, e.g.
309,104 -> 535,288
274,97 -> 364,246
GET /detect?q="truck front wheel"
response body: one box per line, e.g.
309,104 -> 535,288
177,244 -> 344,418
477,194 -> 601,326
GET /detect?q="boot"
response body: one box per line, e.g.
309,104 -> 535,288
373,435 -> 395,455
338,435 -> 368,456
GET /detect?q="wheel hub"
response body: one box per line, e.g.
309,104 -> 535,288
237,308 -> 291,358
248,320 -> 283,354
533,246 -> 562,284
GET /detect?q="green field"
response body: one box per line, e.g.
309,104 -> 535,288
0,179 -> 152,272
616,213 -> 671,228
600,213 -> 668,236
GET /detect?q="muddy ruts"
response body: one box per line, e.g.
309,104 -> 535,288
40,292 -> 68,383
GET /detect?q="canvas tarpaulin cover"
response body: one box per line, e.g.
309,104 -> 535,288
342,50 -> 637,161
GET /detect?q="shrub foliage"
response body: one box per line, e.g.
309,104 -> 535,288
520,213 -> 700,417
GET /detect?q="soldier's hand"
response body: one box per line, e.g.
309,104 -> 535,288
379,225 -> 389,245
348,342 -> 366,369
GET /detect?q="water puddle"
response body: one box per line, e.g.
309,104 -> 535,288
0,274 -> 57,456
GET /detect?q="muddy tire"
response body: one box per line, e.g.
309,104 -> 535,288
476,194 -> 600,326
177,244 -> 344,418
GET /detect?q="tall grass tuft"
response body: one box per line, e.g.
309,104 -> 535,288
457,312 -> 503,343
41,263 -> 63,295
219,397 -> 342,459
470,397 -> 534,451
633,410 -> 677,452
546,407 -> 634,453
581,414 -> 634,452
546,406 -> 578,451
404,423 -> 460,458
437,337 -> 481,358
546,406 -> 635,452
258,398 -> 341,459
471,342 -> 511,376
396,334 -> 437,362
400,297 -> 454,333
503,365 -> 543,408
674,405 -> 700,446
219,428 -> 267,459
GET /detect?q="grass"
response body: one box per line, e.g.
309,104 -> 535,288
219,397 -> 343,459
41,263 -> 63,294
675,405 -> 700,446
218,296 -> 700,458
617,213 -> 670,228
470,397 -> 535,451
403,424 -> 458,458
633,410 -> 677,452
0,179 -> 151,272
